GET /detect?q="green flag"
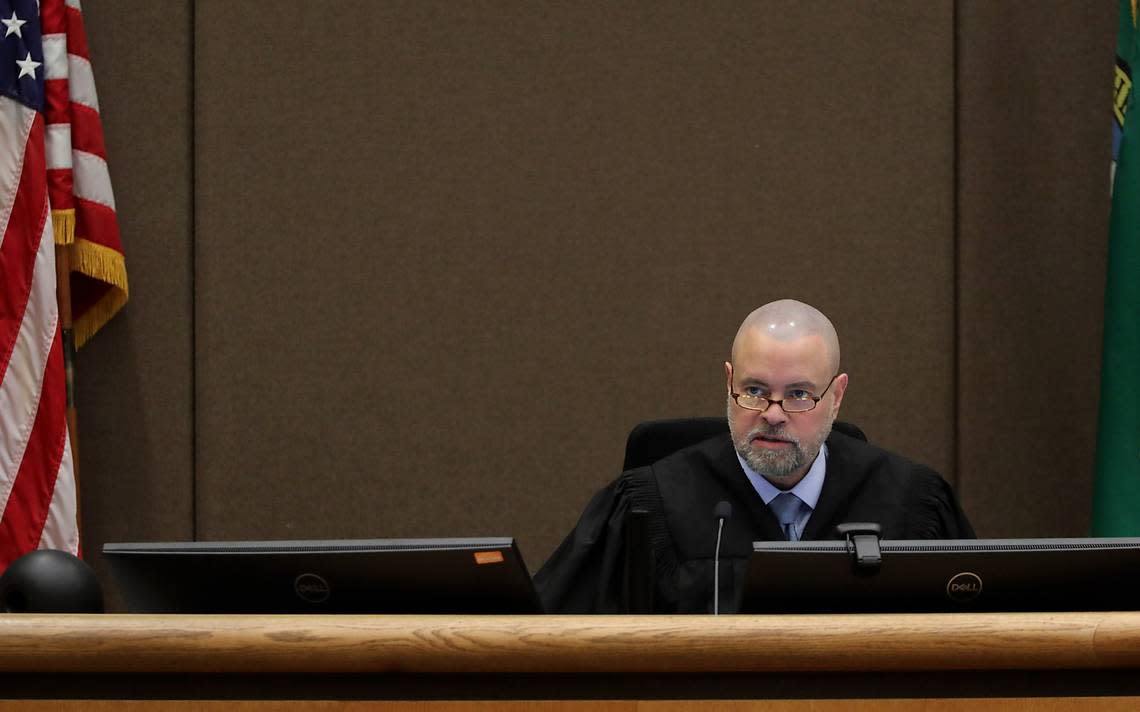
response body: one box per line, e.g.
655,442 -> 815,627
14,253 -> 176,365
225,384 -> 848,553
1092,0 -> 1140,535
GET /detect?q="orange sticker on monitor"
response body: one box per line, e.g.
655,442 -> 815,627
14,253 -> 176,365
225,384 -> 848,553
474,550 -> 504,565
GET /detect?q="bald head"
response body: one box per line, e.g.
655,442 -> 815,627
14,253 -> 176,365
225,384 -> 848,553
725,300 -> 846,487
731,300 -> 841,375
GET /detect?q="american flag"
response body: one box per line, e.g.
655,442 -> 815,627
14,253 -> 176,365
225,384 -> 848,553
0,0 -> 97,570
42,0 -> 126,347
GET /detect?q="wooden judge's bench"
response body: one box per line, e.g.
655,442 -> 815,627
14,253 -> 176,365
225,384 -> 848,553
2,612 -> 1140,710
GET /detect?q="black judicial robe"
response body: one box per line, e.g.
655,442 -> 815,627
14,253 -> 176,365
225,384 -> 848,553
534,430 -> 975,613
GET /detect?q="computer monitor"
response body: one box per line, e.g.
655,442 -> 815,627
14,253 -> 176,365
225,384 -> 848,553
102,537 -> 543,614
738,537 -> 1140,614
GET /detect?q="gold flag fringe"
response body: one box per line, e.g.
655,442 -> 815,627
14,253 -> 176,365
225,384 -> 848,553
71,238 -> 129,349
51,209 -> 76,245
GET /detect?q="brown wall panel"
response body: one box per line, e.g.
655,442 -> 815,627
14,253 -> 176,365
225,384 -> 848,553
956,2 -> 1115,537
192,1 -> 955,566
78,2 -> 196,597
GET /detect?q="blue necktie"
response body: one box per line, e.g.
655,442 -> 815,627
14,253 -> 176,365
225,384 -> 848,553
769,492 -> 807,541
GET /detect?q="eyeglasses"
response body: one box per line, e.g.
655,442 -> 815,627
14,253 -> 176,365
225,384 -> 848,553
730,373 -> 838,414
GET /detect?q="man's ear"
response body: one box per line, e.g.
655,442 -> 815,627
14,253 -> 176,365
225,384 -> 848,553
724,361 -> 734,395
830,372 -> 849,414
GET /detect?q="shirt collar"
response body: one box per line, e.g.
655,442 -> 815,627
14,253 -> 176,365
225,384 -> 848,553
736,442 -> 828,509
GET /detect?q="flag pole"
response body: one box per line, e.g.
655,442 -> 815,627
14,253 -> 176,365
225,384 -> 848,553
54,243 -> 81,543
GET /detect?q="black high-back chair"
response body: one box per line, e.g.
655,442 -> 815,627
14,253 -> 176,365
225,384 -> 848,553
622,417 -> 867,471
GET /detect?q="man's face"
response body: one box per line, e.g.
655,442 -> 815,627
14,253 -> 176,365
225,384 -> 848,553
725,330 -> 847,488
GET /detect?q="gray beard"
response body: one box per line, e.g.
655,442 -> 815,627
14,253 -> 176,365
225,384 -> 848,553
728,402 -> 835,483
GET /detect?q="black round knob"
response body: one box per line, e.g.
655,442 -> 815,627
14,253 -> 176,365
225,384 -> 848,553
0,549 -> 103,613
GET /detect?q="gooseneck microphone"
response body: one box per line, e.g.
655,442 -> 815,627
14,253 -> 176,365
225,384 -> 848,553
713,500 -> 733,615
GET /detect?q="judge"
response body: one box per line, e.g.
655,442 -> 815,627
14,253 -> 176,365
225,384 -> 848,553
535,299 -> 974,613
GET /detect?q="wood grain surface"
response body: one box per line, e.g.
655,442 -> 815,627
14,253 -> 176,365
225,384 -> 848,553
0,612 -> 1138,674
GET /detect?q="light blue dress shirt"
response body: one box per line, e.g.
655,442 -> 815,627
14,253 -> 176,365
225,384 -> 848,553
735,443 -> 828,541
